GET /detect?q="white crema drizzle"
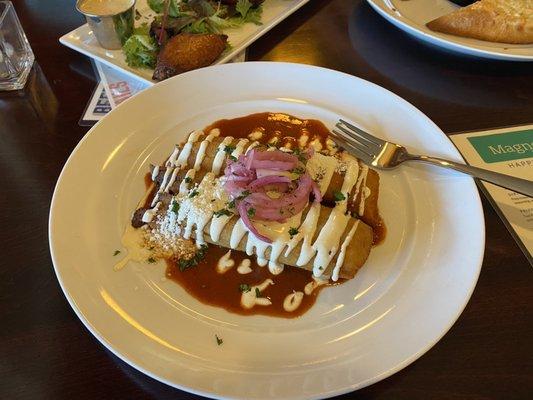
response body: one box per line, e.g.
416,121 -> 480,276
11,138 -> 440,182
304,277 -> 327,295
351,163 -> 369,217
141,130 -> 372,281
176,130 -> 204,167
237,259 -> 252,274
175,172 -> 227,246
178,169 -> 196,195
311,154 -> 360,280
151,165 -> 160,181
216,249 -> 234,274
229,217 -> 300,275
144,130 -> 205,221
232,138 -> 249,158
212,136 -> 234,175
241,279 -> 273,309
283,291 -> 304,312
194,129 -> 220,170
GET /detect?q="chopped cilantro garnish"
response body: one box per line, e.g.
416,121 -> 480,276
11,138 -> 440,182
288,227 -> 299,238
237,190 -> 250,200
113,250 -> 121,256
318,266 -> 323,270
229,155 -> 237,161
239,283 -> 251,293
189,189 -> 199,198
291,166 -> 305,175
255,287 -> 263,298
333,190 -> 346,202
171,200 -> 179,213
267,137 -> 280,148
147,257 -> 156,263
292,148 -> 308,163
178,244 -> 208,271
227,199 -> 236,209
247,207 -> 256,217
214,208 -> 231,218
184,176 -> 192,183
224,145 -> 236,155
215,334 -> 223,346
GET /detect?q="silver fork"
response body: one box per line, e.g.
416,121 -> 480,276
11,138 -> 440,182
332,119 -> 533,197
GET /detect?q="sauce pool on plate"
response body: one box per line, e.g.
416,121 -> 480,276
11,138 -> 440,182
122,112 -> 385,318
166,245 -> 338,318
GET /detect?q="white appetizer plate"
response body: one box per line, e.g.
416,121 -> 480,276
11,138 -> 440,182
49,62 -> 485,399
59,0 -> 310,84
367,0 -> 533,61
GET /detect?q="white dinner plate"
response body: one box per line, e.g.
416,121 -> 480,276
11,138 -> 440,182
59,0 -> 310,85
366,0 -> 533,61
49,62 -> 485,399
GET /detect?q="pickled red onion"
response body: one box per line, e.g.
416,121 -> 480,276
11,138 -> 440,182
248,176 -> 291,191
223,148 -> 319,243
245,149 -> 298,170
238,201 -> 272,243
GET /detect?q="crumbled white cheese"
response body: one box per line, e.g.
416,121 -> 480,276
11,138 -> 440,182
176,173 -> 229,244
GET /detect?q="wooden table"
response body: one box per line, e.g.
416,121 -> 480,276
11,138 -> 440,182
2,1 -> 531,399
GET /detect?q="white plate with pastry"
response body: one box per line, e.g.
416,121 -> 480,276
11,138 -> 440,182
366,0 -> 533,61
60,0 -> 310,85
49,62 -> 485,399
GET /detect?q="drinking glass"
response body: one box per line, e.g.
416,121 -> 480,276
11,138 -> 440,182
0,1 -> 34,91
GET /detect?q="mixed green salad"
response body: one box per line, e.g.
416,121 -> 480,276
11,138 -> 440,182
123,0 -> 264,69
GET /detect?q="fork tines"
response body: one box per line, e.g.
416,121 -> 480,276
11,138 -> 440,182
330,131 -> 372,164
332,119 -> 383,163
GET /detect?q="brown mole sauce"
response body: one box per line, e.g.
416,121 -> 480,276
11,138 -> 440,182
155,112 -> 384,317
204,112 -> 332,149
166,245 -> 341,318
373,219 -> 386,246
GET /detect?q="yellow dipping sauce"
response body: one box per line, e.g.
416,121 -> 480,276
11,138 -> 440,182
78,0 -> 134,15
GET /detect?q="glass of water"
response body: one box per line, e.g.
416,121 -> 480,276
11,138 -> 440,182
0,1 -> 34,91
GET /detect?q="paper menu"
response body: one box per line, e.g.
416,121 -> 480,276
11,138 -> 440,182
79,82 -> 112,126
95,62 -> 150,108
450,125 -> 533,264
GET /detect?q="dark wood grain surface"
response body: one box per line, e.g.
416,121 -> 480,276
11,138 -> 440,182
1,1 -> 532,399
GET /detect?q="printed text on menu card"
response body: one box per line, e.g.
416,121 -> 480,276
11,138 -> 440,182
451,126 -> 532,263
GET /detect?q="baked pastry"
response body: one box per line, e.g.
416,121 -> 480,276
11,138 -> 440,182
426,0 -> 533,44
153,33 -> 227,81
131,113 -> 384,281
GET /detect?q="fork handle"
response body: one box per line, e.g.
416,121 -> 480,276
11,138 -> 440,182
407,154 -> 533,197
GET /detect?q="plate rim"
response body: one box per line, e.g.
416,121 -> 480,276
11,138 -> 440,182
48,61 -> 486,399
366,0 -> 533,62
